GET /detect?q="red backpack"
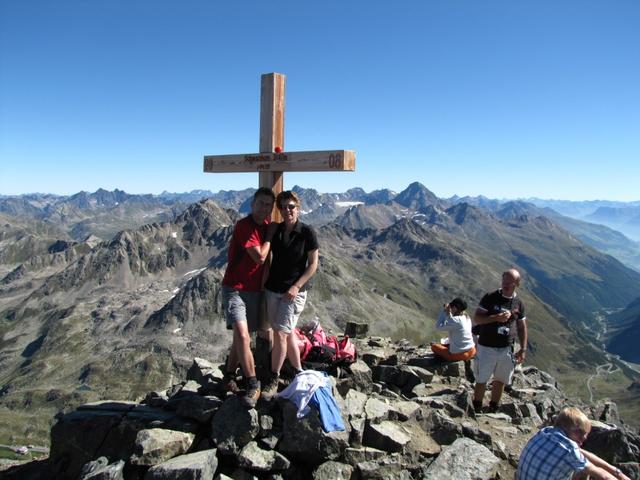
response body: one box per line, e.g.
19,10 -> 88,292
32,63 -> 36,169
294,321 -> 357,366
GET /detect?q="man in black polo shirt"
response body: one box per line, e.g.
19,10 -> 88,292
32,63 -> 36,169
261,191 -> 319,400
472,268 -> 528,413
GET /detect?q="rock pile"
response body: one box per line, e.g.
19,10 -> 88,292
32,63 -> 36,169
5,336 -> 640,479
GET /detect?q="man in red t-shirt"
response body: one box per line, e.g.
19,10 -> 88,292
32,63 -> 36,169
221,187 -> 275,408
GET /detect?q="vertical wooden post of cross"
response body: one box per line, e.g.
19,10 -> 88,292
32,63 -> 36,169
203,73 -> 356,220
259,73 -> 285,221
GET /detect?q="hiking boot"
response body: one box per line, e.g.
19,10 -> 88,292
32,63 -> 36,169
261,372 -> 280,401
473,400 -> 483,414
240,380 -> 260,409
487,401 -> 499,414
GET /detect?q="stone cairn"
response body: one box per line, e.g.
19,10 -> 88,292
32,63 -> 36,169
8,324 -> 640,479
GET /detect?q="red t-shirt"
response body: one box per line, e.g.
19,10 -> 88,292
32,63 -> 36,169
222,215 -> 268,292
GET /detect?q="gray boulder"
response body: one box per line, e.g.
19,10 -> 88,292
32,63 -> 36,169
516,366 -> 558,388
407,356 -> 442,369
186,357 -> 221,383
364,397 -> 390,422
357,459 -> 413,480
422,438 -> 500,479
144,391 -> 169,408
431,361 -> 466,378
361,347 -> 393,367
344,389 -> 368,419
500,402 -> 524,422
388,400 -> 420,421
50,401 -> 195,479
398,421 -> 441,458
176,395 -> 222,423
144,449 -> 218,480
420,410 -> 462,445
347,360 -> 374,393
582,422 -> 640,464
166,381 -> 202,410
276,399 -> 349,464
343,447 -> 387,466
396,365 -> 434,388
363,421 -> 411,453
594,401 -> 621,426
344,322 -> 369,338
461,421 -> 492,446
371,365 -> 399,384
130,428 -> 195,466
186,358 -> 224,393
211,396 -> 260,456
313,460 -> 354,480
238,441 -> 290,472
258,413 -> 274,438
79,457 -> 125,480
519,402 -> 543,424
349,417 -> 366,447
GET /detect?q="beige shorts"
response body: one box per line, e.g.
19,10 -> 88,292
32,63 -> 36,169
265,289 -> 307,334
473,344 -> 516,384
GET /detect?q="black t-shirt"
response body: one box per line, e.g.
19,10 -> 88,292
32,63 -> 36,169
476,289 -> 526,348
265,221 -> 319,294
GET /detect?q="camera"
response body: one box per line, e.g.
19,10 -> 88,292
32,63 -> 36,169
497,326 -> 510,336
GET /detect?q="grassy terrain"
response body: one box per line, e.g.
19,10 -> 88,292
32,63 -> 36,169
588,365 -> 640,429
0,406 -> 51,447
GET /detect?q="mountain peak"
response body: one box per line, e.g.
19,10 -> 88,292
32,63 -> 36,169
446,202 -> 487,225
394,182 -> 439,210
175,199 -> 233,228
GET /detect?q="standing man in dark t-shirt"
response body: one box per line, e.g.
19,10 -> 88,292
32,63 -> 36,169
221,187 -> 275,408
472,268 -> 528,413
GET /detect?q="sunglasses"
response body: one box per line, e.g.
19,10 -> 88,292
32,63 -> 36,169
279,203 -> 297,211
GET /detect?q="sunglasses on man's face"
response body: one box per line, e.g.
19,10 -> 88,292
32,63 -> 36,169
280,203 -> 297,211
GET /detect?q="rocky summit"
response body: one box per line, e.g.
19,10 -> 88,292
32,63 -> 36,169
3,333 -> 639,480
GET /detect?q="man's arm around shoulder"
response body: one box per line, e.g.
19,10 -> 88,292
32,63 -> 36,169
245,224 -> 277,265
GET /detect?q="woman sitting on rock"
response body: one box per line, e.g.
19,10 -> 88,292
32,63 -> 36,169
431,297 -> 476,362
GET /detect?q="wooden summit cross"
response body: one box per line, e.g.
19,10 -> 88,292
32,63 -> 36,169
203,72 -> 356,221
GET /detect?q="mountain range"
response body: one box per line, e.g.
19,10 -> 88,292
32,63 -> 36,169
526,198 -> 640,242
1,183 -> 640,446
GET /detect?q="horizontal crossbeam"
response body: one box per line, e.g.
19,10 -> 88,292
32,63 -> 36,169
204,150 -> 355,173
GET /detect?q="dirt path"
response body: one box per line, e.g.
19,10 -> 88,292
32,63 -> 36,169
586,362 -> 620,403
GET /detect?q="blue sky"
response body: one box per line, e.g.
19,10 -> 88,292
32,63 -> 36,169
1,1 -> 639,200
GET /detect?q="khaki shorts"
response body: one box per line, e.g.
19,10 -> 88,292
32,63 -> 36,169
473,344 -> 516,384
265,289 -> 307,334
221,285 -> 261,332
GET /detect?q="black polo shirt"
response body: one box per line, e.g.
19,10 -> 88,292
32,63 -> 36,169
265,221 -> 319,294
476,289 -> 526,348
